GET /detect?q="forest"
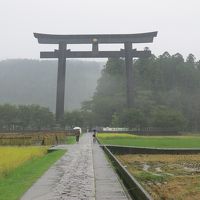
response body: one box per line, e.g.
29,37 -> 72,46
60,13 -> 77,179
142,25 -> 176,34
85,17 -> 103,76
81,52 -> 200,131
0,52 -> 200,131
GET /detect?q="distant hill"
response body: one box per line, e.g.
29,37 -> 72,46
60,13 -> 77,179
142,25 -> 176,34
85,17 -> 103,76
0,59 -> 103,111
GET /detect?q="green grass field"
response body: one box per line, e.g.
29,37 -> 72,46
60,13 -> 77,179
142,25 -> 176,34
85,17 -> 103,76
97,133 -> 200,148
0,149 -> 65,200
66,135 -> 76,144
66,134 -> 83,144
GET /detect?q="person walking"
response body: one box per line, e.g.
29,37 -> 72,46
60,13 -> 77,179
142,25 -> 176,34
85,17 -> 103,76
93,129 -> 97,143
75,129 -> 80,143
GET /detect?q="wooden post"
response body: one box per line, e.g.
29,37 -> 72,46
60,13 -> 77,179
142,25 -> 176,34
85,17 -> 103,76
124,42 -> 134,108
56,43 -> 67,121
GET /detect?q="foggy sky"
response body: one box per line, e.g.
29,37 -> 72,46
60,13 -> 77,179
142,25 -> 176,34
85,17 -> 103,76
0,0 -> 200,60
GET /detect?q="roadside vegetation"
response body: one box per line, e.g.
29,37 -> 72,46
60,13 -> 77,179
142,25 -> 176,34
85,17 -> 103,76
97,133 -> 200,148
0,147 -> 65,200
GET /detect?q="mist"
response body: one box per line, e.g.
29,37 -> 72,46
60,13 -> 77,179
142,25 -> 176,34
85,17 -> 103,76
0,0 -> 200,60
0,59 -> 102,111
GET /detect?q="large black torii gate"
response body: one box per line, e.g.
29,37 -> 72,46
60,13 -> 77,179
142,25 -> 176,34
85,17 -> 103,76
34,32 -> 157,121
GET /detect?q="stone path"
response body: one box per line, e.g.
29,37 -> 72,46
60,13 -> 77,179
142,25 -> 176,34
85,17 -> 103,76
21,133 -> 129,200
93,143 -> 129,200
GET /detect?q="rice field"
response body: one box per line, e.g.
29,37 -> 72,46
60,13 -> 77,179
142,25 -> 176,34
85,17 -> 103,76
0,148 -> 65,200
97,133 -> 200,148
0,131 -> 74,146
117,154 -> 200,200
0,146 -> 48,177
99,133 -> 200,199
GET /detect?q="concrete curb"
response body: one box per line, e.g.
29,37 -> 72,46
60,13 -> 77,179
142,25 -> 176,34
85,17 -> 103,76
101,145 -> 153,200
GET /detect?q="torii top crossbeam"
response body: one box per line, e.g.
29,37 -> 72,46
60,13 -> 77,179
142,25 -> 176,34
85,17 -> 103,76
34,32 -> 157,44
34,32 -> 157,59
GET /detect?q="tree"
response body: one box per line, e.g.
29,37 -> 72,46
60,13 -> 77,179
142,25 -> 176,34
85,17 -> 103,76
151,106 -> 186,130
63,111 -> 84,128
0,104 -> 55,131
17,105 -> 31,130
25,105 -> 54,130
83,58 -> 126,126
196,60 -> 200,70
186,53 -> 196,65
0,104 -> 17,131
111,108 -> 147,130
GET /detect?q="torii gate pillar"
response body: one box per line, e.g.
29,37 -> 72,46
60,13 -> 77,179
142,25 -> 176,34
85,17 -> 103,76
124,42 -> 134,107
56,43 -> 67,121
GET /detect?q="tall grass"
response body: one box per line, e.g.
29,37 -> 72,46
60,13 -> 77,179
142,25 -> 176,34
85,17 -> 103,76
0,132 -> 71,146
0,147 -> 48,177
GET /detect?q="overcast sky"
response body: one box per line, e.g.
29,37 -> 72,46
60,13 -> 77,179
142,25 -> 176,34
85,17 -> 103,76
0,0 -> 200,61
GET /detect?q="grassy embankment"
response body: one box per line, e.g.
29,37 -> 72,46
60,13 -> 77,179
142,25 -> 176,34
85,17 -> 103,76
0,147 -> 66,200
97,133 -> 200,148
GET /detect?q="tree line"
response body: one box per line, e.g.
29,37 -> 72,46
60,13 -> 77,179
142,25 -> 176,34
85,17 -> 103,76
81,52 -> 200,131
0,104 -> 54,131
1,52 -> 200,131
0,104 -> 94,131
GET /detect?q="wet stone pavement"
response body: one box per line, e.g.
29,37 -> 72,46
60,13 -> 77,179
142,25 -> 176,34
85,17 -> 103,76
20,133 -> 129,200
52,135 -> 95,200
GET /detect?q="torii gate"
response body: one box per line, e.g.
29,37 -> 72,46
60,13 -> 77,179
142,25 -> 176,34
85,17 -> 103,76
34,32 -> 157,121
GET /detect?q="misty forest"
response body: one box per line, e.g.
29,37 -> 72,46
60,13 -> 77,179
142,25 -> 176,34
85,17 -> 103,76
0,52 -> 200,131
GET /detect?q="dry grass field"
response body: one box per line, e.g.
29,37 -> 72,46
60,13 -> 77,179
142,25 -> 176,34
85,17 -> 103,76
0,131 -> 72,146
117,154 -> 200,200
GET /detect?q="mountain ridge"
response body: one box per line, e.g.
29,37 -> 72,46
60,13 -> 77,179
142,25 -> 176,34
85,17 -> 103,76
0,59 -> 103,112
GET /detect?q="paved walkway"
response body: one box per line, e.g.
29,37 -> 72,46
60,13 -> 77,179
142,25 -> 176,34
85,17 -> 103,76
21,133 -> 129,200
93,143 -> 129,200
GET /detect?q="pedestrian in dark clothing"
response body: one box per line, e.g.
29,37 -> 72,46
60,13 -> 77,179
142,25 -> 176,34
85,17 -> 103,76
75,130 -> 80,143
93,129 -> 96,143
